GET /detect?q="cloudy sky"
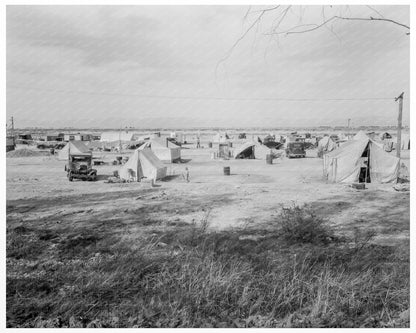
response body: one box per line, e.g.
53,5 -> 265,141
7,5 -> 410,129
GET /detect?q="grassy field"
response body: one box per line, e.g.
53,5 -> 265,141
6,204 -> 409,328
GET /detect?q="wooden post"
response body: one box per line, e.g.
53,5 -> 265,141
395,92 -> 404,159
119,127 -> 122,152
11,116 -> 15,145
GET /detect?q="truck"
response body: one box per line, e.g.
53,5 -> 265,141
65,154 -> 97,181
285,142 -> 306,158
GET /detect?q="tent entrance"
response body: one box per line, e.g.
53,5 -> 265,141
218,144 -> 230,158
236,146 -> 255,159
359,143 -> 371,183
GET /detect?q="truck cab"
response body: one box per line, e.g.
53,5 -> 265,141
285,142 -> 306,158
66,154 -> 97,181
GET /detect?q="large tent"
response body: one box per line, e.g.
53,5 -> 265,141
234,141 -> 273,159
119,149 -> 167,182
57,141 -> 91,160
139,137 -> 181,162
317,136 -> 338,155
323,138 -> 399,183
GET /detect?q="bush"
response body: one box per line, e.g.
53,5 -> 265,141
279,204 -> 335,244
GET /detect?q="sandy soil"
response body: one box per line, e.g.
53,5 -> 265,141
7,146 -> 410,247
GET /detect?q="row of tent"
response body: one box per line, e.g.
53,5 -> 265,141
58,138 -> 181,163
318,130 -> 410,154
234,132 -> 403,184
58,140 -> 168,182
59,132 -> 405,184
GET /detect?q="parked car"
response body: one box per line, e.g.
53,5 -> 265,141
285,142 -> 306,158
65,154 -> 97,181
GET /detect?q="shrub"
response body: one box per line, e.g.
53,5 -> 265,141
279,204 -> 335,244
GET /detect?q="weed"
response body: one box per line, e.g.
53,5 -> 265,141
279,204 -> 335,244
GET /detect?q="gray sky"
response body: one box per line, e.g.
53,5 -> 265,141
7,5 -> 410,129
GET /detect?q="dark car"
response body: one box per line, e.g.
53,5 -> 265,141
65,154 -> 97,181
285,142 -> 306,158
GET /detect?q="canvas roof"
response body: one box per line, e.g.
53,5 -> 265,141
119,149 -> 167,181
318,136 -> 338,152
138,138 -> 181,162
57,141 -> 91,160
353,130 -> 370,141
323,138 -> 399,183
234,141 -> 272,159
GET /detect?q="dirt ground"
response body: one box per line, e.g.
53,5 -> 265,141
6,144 -> 410,248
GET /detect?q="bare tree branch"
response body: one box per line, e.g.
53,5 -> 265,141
268,15 -> 409,36
217,4 -> 409,79
217,6 -> 280,69
270,5 -> 292,34
242,6 -> 251,23
366,5 -> 385,19
321,5 -> 342,42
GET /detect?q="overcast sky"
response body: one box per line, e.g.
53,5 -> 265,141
6,5 -> 410,129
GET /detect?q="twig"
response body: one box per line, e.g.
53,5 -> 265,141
217,5 -> 281,69
269,15 -> 409,36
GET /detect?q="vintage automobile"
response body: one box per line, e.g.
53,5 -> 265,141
285,142 -> 306,158
65,154 -> 97,181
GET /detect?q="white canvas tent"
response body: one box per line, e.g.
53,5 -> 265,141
338,133 -> 348,142
139,137 -> 181,162
234,141 -> 273,159
57,141 -> 91,160
323,138 -> 399,183
317,136 -> 338,154
353,130 -> 369,141
119,149 -> 167,182
353,130 -> 383,148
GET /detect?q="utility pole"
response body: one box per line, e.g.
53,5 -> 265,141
11,116 -> 15,145
395,92 -> 404,159
119,125 -> 122,152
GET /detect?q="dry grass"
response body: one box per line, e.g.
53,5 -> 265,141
6,205 -> 409,328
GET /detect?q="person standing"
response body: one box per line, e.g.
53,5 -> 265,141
196,136 -> 200,149
184,167 -> 190,182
